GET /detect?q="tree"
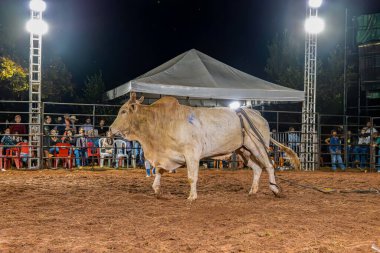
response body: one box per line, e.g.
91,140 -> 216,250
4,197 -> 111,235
0,56 -> 28,99
82,71 -> 105,103
265,31 -> 304,90
317,44 -> 353,114
42,57 -> 75,102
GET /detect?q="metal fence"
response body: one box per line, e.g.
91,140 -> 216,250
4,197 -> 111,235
1,100 -> 379,172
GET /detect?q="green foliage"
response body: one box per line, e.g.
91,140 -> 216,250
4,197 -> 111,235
0,56 -> 28,99
265,31 -> 304,90
81,71 -> 105,103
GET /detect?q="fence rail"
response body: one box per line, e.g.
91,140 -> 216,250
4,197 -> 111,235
0,100 -> 379,172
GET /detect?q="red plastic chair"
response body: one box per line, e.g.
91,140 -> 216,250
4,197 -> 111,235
53,143 -> 74,169
0,145 -> 5,170
87,142 -> 100,165
4,145 -> 22,169
12,142 -> 30,169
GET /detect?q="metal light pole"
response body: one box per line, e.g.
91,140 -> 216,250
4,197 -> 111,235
26,0 -> 48,169
301,0 -> 324,171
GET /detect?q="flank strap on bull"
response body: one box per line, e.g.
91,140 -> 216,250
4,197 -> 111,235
235,108 -> 272,163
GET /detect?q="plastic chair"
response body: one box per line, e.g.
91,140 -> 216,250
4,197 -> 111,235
13,142 -> 30,169
99,138 -> 113,167
53,143 -> 74,169
114,140 -> 129,169
0,145 -> 6,170
87,141 -> 100,165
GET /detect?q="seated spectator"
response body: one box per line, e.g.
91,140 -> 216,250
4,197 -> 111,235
47,129 -> 61,155
43,129 -> 61,168
99,131 -> 114,167
43,115 -> 52,136
61,129 -> 76,146
74,128 -> 88,168
82,118 -> 93,134
10,115 -> 27,136
1,127 -> 15,154
96,119 -> 108,137
325,129 -> 345,171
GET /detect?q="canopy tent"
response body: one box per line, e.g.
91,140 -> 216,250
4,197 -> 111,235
105,49 -> 304,102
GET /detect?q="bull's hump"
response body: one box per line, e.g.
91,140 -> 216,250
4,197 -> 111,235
151,96 -> 180,107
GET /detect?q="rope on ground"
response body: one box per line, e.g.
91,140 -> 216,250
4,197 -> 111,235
276,174 -> 380,194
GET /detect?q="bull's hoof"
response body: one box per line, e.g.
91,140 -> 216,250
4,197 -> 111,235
187,194 -> 197,202
248,188 -> 258,196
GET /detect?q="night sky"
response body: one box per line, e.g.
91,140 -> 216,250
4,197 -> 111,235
2,0 -> 380,91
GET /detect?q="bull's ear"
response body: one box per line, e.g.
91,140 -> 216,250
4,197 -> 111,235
137,96 -> 144,104
129,103 -> 139,113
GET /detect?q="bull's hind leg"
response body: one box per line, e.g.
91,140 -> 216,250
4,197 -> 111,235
237,148 -> 262,195
152,168 -> 165,197
243,139 -> 281,197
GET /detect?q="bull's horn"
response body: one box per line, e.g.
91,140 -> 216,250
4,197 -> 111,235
130,92 -> 137,102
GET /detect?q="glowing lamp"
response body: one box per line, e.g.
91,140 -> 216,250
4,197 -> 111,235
29,0 -> 46,12
305,16 -> 325,34
26,19 -> 48,34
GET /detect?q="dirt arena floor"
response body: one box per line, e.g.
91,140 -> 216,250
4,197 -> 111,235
0,168 -> 379,253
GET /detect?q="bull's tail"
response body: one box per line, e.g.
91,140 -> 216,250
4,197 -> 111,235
270,138 -> 301,171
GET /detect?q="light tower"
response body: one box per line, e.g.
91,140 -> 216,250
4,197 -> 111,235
26,0 -> 48,169
301,0 -> 324,171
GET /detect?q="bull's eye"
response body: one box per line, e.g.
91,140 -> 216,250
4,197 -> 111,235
121,109 -> 127,114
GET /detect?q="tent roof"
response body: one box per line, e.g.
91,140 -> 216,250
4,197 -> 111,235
105,49 -> 304,101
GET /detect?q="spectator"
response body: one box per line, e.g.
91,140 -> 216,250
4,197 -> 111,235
343,130 -> 357,168
43,115 -> 52,135
1,127 -> 15,154
374,132 -> 380,172
10,115 -> 27,136
144,159 -> 156,177
82,117 -> 93,134
99,131 -> 114,167
61,129 -> 76,146
325,129 -> 345,171
355,128 -> 370,169
364,121 -> 377,143
69,115 -> 78,134
96,119 -> 108,137
55,116 -> 65,135
287,127 -> 300,151
43,129 -> 61,168
74,128 -> 88,168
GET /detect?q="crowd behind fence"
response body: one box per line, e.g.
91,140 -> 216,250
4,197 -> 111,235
0,101 -> 379,172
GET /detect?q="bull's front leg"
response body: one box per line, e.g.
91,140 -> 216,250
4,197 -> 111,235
186,157 -> 200,201
152,168 -> 165,197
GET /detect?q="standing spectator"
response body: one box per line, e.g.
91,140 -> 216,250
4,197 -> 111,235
355,128 -> 370,169
343,130 -> 357,168
364,121 -> 377,139
69,115 -> 78,134
74,128 -> 88,168
96,119 -> 108,137
10,115 -> 27,136
55,116 -> 65,135
373,132 -> 380,172
287,127 -> 300,151
325,129 -> 345,171
82,118 -> 93,134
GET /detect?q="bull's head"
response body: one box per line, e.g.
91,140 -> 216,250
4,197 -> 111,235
110,92 -> 144,139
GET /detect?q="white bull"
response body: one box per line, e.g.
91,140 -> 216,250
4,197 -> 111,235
110,93 -> 300,201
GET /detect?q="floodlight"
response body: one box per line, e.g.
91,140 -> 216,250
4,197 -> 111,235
29,0 -> 46,12
308,0 -> 322,8
305,16 -> 325,34
229,101 -> 241,110
26,19 -> 48,34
